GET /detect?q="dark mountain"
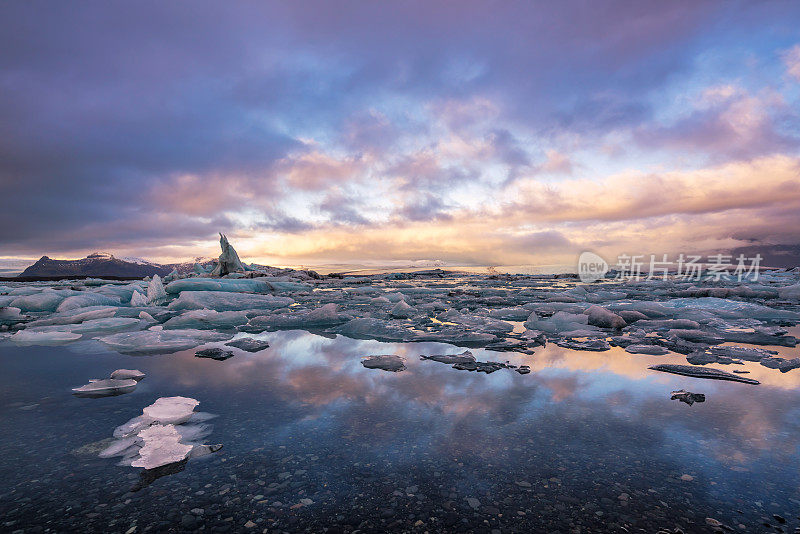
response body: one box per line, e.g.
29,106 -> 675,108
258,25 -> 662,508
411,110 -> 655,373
19,253 -> 173,278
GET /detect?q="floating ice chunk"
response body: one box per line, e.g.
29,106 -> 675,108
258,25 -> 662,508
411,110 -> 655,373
130,424 -> 193,469
335,318 -> 416,342
225,337 -> 270,352
390,300 -> 416,318
143,396 -> 199,424
760,357 -> 800,373
98,329 -> 232,354
625,344 -> 669,355
420,350 -> 476,365
24,306 -> 118,327
663,297 -> 800,321
361,354 -> 406,372
163,268 -> 180,283
162,309 -> 248,330
617,310 -> 648,324
165,278 -> 271,294
524,311 -> 596,335
72,378 -> 138,398
168,291 -> 293,312
139,311 -> 156,322
707,346 -> 777,361
556,338 -> 611,351
583,305 -> 626,329
195,348 -> 234,361
416,328 -> 497,346
666,329 -> 725,344
209,233 -> 245,276
648,363 -> 759,384
10,329 -> 82,345
245,303 -> 351,331
609,301 -> 674,318
631,319 -> 701,330
56,293 -> 121,312
488,307 -> 531,321
0,306 -> 26,325
10,290 -> 68,313
130,290 -> 148,307
111,369 -> 146,381
68,317 -> 142,335
147,274 -> 167,304
670,390 -> 705,406
437,310 -> 513,334
777,282 -> 800,300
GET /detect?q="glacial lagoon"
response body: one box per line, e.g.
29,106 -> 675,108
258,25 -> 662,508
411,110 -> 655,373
1,271 -> 800,533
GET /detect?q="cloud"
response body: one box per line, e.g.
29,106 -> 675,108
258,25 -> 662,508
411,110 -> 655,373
1,1 -> 800,263
783,44 -> 800,81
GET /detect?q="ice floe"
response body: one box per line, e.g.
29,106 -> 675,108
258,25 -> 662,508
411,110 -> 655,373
361,354 -> 406,372
98,328 -> 232,354
72,378 -> 138,398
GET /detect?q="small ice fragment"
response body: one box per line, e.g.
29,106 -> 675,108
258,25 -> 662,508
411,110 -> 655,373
361,354 -> 406,372
194,348 -> 234,361
670,389 -> 705,406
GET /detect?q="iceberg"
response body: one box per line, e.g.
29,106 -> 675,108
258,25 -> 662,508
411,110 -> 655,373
147,274 -> 168,304
209,233 -> 245,276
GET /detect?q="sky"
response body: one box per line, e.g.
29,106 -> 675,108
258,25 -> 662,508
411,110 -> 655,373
1,1 -> 800,268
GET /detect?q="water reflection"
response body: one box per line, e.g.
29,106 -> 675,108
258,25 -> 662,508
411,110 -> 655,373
1,331 -> 799,532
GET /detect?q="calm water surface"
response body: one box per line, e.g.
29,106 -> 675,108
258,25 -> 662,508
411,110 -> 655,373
1,332 -> 799,533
